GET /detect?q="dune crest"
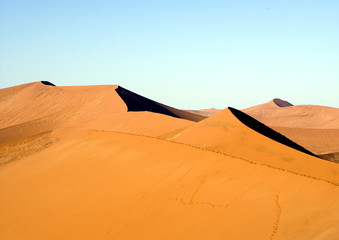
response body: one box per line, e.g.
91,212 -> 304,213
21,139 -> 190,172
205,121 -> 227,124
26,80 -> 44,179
174,107 -> 338,183
115,86 -> 206,122
244,100 -> 339,129
0,82 -> 202,145
1,82 -> 339,239
228,107 -> 317,157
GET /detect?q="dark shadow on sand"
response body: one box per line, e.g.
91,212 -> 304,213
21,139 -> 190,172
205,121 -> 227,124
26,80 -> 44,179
41,81 -> 56,86
115,86 -> 206,122
229,107 -> 319,158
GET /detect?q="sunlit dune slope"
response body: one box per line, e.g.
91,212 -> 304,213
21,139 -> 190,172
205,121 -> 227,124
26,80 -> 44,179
174,108 -> 338,181
1,130 -> 339,240
243,98 -> 339,129
0,82 -> 196,143
51,111 -> 194,140
0,81 -> 126,129
241,98 -> 339,160
0,131 -> 58,166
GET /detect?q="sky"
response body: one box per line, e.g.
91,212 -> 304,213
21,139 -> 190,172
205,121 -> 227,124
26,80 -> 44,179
0,0 -> 338,109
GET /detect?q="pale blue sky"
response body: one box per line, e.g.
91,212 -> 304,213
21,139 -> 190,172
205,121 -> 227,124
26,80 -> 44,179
1,0 -> 338,109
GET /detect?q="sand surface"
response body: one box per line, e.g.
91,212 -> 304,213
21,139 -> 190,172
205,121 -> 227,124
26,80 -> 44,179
1,83 -> 339,239
242,99 -> 339,161
244,99 -> 339,129
0,82 -> 194,144
1,131 -> 339,240
174,108 -> 338,183
272,127 -> 339,155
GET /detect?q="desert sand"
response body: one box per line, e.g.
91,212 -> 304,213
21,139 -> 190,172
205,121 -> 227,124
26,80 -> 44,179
243,98 -> 339,129
1,82 -> 339,240
242,98 -> 339,162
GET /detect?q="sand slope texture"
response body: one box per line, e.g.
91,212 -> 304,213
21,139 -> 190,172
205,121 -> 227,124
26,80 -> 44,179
1,82 -> 338,240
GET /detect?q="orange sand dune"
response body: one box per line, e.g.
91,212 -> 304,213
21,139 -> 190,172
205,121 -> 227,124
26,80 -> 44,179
271,127 -> 339,162
1,83 -> 339,239
0,82 -> 197,143
0,82 -> 126,129
1,130 -> 339,240
174,108 -> 338,182
272,127 -> 339,155
51,111 -> 194,140
241,98 -> 339,159
243,98 -> 339,129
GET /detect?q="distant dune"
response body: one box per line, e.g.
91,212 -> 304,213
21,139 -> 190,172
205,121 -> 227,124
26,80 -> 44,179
188,98 -> 339,161
188,98 -> 338,128
242,98 -> 339,162
186,108 -> 222,117
1,83 -> 339,239
243,98 -> 339,129
271,127 -> 339,155
272,98 -> 293,107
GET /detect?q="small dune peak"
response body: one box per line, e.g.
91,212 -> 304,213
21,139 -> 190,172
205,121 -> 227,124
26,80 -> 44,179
228,107 -> 318,158
272,98 -> 293,107
41,81 -> 56,86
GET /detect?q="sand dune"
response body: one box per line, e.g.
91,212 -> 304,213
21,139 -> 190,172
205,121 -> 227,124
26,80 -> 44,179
0,131 -> 58,166
320,152 -> 339,163
1,130 -> 339,240
240,98 -> 339,160
271,127 -> 339,162
174,108 -> 338,182
0,82 -> 197,144
272,127 -> 339,155
0,82 -> 126,130
244,98 -> 339,129
186,108 -> 222,117
1,83 -> 338,239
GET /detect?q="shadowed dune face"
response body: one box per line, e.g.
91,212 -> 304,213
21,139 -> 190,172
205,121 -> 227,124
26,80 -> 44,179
115,86 -> 206,122
242,99 -> 339,159
0,82 -> 195,144
1,82 -> 339,239
320,152 -> 339,163
41,81 -> 56,86
174,108 -> 338,182
272,98 -> 293,107
228,107 -> 318,158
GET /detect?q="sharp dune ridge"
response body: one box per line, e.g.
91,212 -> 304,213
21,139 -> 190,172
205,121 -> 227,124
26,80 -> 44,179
115,85 -> 206,122
228,107 -> 318,158
189,98 -> 339,161
1,82 -> 339,240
